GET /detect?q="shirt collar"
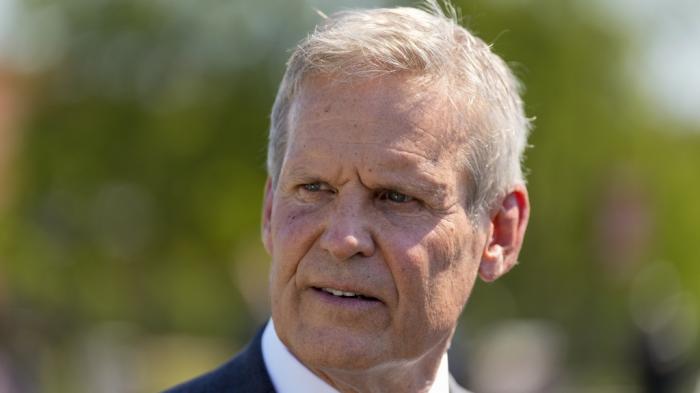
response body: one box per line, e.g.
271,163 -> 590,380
261,319 -> 450,393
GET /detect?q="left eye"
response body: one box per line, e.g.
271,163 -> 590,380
379,190 -> 413,203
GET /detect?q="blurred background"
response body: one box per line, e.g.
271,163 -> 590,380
0,0 -> 698,392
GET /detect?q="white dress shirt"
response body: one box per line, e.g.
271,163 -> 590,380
261,319 -> 450,393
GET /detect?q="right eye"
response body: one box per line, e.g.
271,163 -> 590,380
297,181 -> 334,203
302,183 -> 323,192
298,182 -> 334,197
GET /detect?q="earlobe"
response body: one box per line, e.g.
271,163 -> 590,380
479,244 -> 505,282
262,178 -> 274,254
478,185 -> 530,282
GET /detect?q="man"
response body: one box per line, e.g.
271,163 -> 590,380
166,1 -> 530,392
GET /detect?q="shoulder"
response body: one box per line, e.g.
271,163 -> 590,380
449,375 -> 473,393
162,328 -> 275,393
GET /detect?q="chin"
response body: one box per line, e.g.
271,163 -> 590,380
285,323 -> 392,371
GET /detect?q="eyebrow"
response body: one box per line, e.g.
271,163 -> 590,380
370,148 -> 452,201
281,163 -> 334,184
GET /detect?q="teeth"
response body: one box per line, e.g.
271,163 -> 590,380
322,287 -> 359,297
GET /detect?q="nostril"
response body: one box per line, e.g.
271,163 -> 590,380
320,229 -> 372,259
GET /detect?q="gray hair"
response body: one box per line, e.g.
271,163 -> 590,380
267,0 -> 531,215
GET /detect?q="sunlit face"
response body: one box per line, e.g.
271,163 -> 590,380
263,74 -> 489,372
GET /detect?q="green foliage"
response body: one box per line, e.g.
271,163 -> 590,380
2,0 -> 698,390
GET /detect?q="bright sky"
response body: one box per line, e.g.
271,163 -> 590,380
594,0 -> 700,127
0,0 -> 16,48
0,0 -> 65,72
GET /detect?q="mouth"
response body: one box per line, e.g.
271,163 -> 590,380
313,287 -> 380,302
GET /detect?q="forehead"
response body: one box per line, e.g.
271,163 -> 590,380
287,74 -> 460,158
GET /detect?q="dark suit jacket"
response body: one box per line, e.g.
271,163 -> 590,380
163,326 -> 470,393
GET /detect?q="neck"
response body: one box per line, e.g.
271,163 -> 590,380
310,332 -> 452,393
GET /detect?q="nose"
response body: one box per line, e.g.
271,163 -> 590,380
319,197 -> 375,261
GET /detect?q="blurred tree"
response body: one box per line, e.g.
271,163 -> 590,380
0,0 -> 697,391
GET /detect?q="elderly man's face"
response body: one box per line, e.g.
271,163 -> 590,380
262,74 -> 488,371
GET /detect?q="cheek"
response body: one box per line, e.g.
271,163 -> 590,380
269,202 -> 324,280
390,220 -> 466,277
377,217 -> 464,296
428,225 -> 482,314
269,203 -> 325,323
394,222 -> 480,324
382,232 -> 435,314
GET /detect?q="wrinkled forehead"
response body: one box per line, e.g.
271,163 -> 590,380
287,73 -> 463,154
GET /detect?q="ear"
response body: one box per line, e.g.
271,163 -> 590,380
261,177 -> 274,255
479,185 -> 530,282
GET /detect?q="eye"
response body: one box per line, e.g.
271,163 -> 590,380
302,183 -> 322,192
296,182 -> 334,203
299,182 -> 334,194
379,189 -> 414,203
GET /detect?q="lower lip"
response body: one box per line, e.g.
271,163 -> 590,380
310,287 -> 383,309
